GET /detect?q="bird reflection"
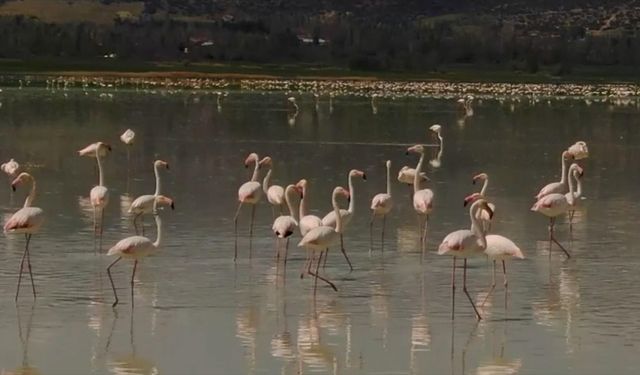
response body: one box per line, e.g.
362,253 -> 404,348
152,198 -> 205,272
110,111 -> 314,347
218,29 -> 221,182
120,194 -> 134,232
236,305 -> 259,374
296,312 -> 336,374
287,111 -> 298,127
371,94 -> 379,115
370,282 -> 390,349
5,306 -> 39,375
396,223 -> 421,253
409,272 -> 430,375
475,323 -> 522,375
106,312 -> 158,375
430,146 -> 443,169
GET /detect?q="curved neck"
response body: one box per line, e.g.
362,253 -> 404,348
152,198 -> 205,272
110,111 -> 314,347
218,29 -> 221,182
262,168 -> 273,195
574,173 -> 582,199
250,158 -> 260,182
437,134 -> 443,148
24,178 -> 36,208
386,164 -> 392,196
153,214 -> 163,248
153,163 -> 162,196
567,169 -> 576,204
469,204 -> 487,247
285,187 -> 297,220
333,192 -> 343,233
96,151 -> 105,187
479,178 -> 488,196
347,174 -> 356,213
299,185 -> 308,218
560,155 -> 568,185
414,152 -> 425,193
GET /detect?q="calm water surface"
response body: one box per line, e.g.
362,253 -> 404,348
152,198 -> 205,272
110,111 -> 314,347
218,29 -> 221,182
0,89 -> 639,374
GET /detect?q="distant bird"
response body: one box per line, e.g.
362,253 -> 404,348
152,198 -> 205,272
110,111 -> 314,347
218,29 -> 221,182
313,93 -> 320,112
568,141 -> 589,160
371,94 -> 379,114
457,96 -> 474,117
4,173 -> 44,301
120,129 -> 135,146
129,160 -> 171,234
87,142 -> 110,247
437,198 -> 494,320
535,150 -> 574,200
370,160 -> 393,252
272,184 -> 302,264
531,163 -> 583,258
261,157 -> 285,218
429,124 -> 443,148
233,153 -> 265,260
407,145 -> 434,259
78,142 -> 112,158
1,158 -> 20,179
107,200 -> 165,307
298,186 -> 350,294
321,169 -> 366,270
288,97 -> 299,113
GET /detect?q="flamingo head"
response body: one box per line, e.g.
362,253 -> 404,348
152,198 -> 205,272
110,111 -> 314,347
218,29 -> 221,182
463,192 -> 483,207
474,198 -> 494,219
258,156 -> 272,168
244,153 -> 259,168
11,172 -> 32,192
295,179 -> 308,193
562,150 -> 575,161
568,141 -> 589,160
429,124 -> 442,134
287,97 -> 296,104
350,169 -> 366,181
154,159 -> 170,170
472,173 -> 488,185
385,160 -> 391,169
97,142 -> 112,153
155,195 -> 175,210
406,144 -> 425,156
569,163 -> 584,177
286,184 -> 303,199
333,186 -> 350,203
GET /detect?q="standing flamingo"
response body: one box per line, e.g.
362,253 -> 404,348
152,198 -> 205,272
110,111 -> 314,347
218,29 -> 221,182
437,198 -> 494,320
566,166 -> 584,230
535,150 -> 574,200
106,198 -> 166,307
466,173 -> 495,233
531,163 -> 583,258
370,160 -> 393,252
261,157 -> 285,218
321,169 -> 366,270
78,142 -> 112,158
129,160 -> 171,234
397,125 -> 442,185
4,173 -> 44,301
406,145 -> 434,259
296,179 -> 323,277
233,153 -> 265,261
272,184 -> 302,264
298,186 -> 349,294
87,142 -> 110,248
120,129 -> 135,166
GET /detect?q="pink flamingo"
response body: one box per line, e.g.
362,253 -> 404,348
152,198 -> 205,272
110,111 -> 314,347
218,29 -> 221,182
370,160 -> 393,252
296,179 -> 323,277
106,198 -> 166,307
465,173 -> 495,233
86,142 -> 110,249
272,184 -> 302,264
437,198 -> 494,320
298,186 -> 349,294
233,153 -> 265,260
4,173 -> 44,301
531,163 -> 583,258
397,125 -> 441,185
1,158 -> 20,179
128,160 -> 172,234
535,150 -> 574,200
321,169 -> 366,270
568,141 -> 589,160
566,166 -> 584,230
262,157 -> 285,218
406,145 -> 434,259
78,142 -> 112,158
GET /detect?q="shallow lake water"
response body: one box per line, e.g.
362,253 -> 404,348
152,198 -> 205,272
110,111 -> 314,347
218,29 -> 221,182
0,88 -> 639,374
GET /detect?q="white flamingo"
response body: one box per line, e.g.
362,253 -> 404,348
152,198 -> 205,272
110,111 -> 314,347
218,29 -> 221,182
88,142 -> 110,247
568,141 -> 589,160
531,163 -> 583,258
566,166 -> 584,230
261,157 -> 285,218
298,186 -> 349,294
437,198 -> 494,320
120,129 -> 135,145
1,158 -> 20,179
4,173 -> 44,301
296,179 -> 323,237
106,199 -> 166,307
466,173 -> 495,233
272,184 -> 302,264
370,160 -> 393,252
233,153 -> 265,260
128,160 -> 171,234
398,125 -> 441,184
321,169 -> 366,270
535,150 -> 574,200
406,145 -> 434,259
78,142 -> 111,158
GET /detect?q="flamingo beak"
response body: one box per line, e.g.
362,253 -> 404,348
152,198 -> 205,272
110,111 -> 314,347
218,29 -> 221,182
105,144 -> 112,152
485,204 -> 494,219
472,179 -> 477,185
463,199 -> 469,207
362,173 -> 367,181
165,163 -> 170,170
11,184 -> 16,192
170,201 -> 175,210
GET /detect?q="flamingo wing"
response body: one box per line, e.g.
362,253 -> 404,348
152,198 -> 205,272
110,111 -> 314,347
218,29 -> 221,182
90,185 -> 110,207
300,215 -> 323,236
413,189 -> 434,214
129,195 -> 155,214
321,209 -> 350,228
371,193 -> 392,212
272,215 -> 298,238
535,182 -> 564,200
485,234 -> 525,260
107,236 -> 154,257
298,226 -> 339,249
438,229 -> 474,255
267,185 -> 285,205
238,181 -> 262,203
4,207 -> 44,233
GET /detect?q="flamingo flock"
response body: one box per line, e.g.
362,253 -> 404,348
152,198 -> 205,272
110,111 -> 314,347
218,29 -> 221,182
2,112 -> 589,319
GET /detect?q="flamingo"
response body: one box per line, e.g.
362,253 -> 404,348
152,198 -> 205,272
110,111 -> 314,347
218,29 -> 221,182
566,166 -> 584,230
371,94 -> 379,114
128,160 -> 171,234
106,199 -> 166,307
466,173 -> 495,233
88,142 -> 110,248
78,142 -> 112,158
535,150 -> 574,200
120,129 -> 135,145
437,198 -> 494,320
531,163 -> 584,258
261,157 -> 285,218
4,173 -> 44,301
568,141 -> 589,160
1,158 -> 20,179
233,153 -> 265,260
370,160 -> 393,252
296,179 -> 323,237
406,145 -> 434,259
288,97 -> 299,113
398,125 -> 442,184
272,184 -> 302,264
321,169 -> 366,270
298,186 -> 349,294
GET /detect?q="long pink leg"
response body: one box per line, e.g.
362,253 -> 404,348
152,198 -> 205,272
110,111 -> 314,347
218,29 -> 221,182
381,215 -> 386,252
249,205 -> 256,259
24,234 -> 36,299
15,235 -> 28,302
369,213 -> 375,253
300,249 -> 311,279
421,215 -> 429,261
309,250 -> 338,292
233,202 -> 242,261
480,260 -> 496,307
463,259 -> 482,320
107,257 -> 122,307
339,234 -> 354,271
130,260 -> 138,308
550,217 -> 571,258
451,257 -> 456,320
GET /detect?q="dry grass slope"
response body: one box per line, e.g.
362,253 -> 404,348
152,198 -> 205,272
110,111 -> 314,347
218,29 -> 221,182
0,0 -> 144,25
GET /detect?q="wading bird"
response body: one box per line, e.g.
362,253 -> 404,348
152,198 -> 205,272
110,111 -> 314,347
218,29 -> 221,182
262,157 -> 285,218
88,142 -> 110,248
370,160 -> 393,252
129,160 -> 171,234
406,145 -> 434,259
272,184 -> 302,264
233,153 -> 265,260
535,150 -> 574,200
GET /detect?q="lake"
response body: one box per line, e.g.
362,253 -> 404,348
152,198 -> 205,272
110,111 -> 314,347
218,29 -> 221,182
0,88 -> 638,374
